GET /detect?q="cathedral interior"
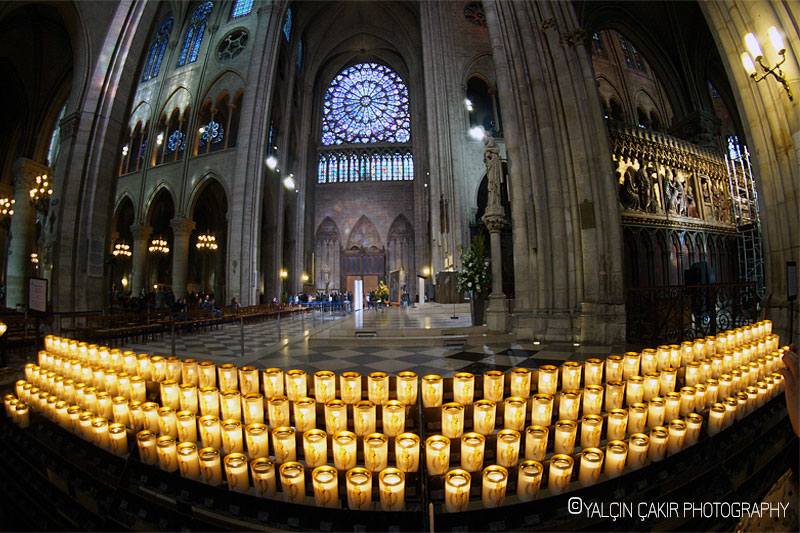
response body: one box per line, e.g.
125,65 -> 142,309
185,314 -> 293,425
0,0 -> 797,531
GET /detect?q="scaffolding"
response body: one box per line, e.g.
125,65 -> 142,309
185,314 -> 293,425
725,136 -> 765,302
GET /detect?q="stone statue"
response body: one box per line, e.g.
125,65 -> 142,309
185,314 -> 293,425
686,181 -> 699,219
675,178 -> 687,216
483,133 -> 504,211
635,165 -> 653,213
618,167 -> 639,210
665,169 -> 680,215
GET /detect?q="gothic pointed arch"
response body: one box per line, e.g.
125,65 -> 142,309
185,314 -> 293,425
315,217 -> 341,293
387,214 -> 415,294
346,215 -> 382,250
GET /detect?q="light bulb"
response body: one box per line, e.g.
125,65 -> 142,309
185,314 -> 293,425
741,53 -> 757,76
768,27 -> 785,54
744,33 -> 763,60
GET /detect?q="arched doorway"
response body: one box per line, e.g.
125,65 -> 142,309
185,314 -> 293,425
189,179 -> 228,301
145,189 -> 175,295
111,197 -> 135,302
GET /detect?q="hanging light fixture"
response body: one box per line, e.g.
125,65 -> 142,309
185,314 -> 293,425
112,242 -> 132,257
29,175 -> 53,214
196,233 -> 218,251
149,238 -> 170,254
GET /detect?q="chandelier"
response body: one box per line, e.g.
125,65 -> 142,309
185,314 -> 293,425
112,242 -> 132,257
148,238 -> 170,254
29,174 -> 52,214
196,233 -> 218,251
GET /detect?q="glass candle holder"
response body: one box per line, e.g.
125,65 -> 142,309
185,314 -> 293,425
684,362 -> 701,388
536,366 -> 557,395
217,363 -> 238,392
364,433 -> 389,472
325,400 -> 348,435
84,387 -> 98,413
605,381 -> 624,411
579,414 -> 602,448
453,372 -> 475,405
340,372 -> 362,404
278,461 -> 306,503
496,429 -> 521,468
583,359 -> 604,387
222,419 -> 244,454
679,387 -> 696,416
718,374 -> 733,399
136,354 -> 152,381
354,400 -> 377,437
506,367 -> 530,398
285,369 -> 308,402
711,355 -> 724,379
177,383 -> 198,414
96,391 -> 113,420
606,409 -> 628,440
627,433 -> 649,470
395,432 -> 420,473
158,380 -> 179,410
251,457 -> 277,497
368,372 -> 389,405
473,399 -> 496,435
199,386 -> 220,417
579,447 -> 604,487
553,419 -> 578,454
422,375 -> 443,407
379,468 -> 405,511
558,390 -> 581,421
129,401 -> 143,431
177,442 -> 201,481
582,385 -> 603,416
396,372 -> 418,405
243,393 -> 265,425
290,396 -> 314,432
142,402 -> 160,433
56,400 -> 70,428
273,426 -> 298,463
504,396 -> 527,430
224,453 -> 250,493
91,416 -> 111,449
268,395 -> 291,428
157,406 -> 178,438
312,465 -> 339,508
108,422 -> 128,455
531,393 -> 554,426
333,430 -> 358,470
547,454 -> 574,495
640,349 -> 657,374
175,410 -> 196,442
199,415 -> 222,449
561,361 -> 582,391
625,376 -> 644,406
181,358 -> 199,386
442,402 -> 465,438
199,447 -> 223,485
663,392 -> 681,422
628,403 -> 647,434
137,430 -> 158,465
150,356 -> 167,383
667,344 -> 680,369
162,356 -> 179,382
262,368 -> 284,399
605,356 -> 624,383
156,435 -> 179,472
426,435 -> 451,475
705,379 -> 719,405
622,352 -> 640,380
525,425 -> 549,461
708,403 -> 725,435
604,440 -> 627,478
302,428 -> 328,468
482,465 -> 508,508
700,358 -> 713,382
684,412 -> 702,446
314,371 -> 336,404
383,400 -> 406,437
518,460 -> 543,502
723,396 -> 738,427
735,391 -> 749,420
347,467 -> 373,510
483,370 -> 505,402
126,375 -> 144,404
238,366 -> 259,395
103,369 -> 119,396
640,372 -> 659,402
660,368 -> 677,395
460,432 -> 486,472
649,426 -> 668,462
220,390 -> 242,421
667,419 -> 686,455
444,469 -> 471,512
112,396 -> 130,427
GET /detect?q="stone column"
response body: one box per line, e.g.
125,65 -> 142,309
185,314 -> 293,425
8,159 -> 50,308
130,224 -> 152,297
170,218 -> 195,299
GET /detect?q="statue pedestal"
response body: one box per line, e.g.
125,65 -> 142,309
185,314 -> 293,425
485,292 -> 509,333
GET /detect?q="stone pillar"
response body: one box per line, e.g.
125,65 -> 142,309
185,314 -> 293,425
483,204 -> 509,332
130,223 -> 152,297
8,159 -> 50,309
170,218 -> 195,299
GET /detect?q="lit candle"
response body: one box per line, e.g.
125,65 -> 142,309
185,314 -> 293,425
346,467 -> 373,510
129,376 -> 146,403
705,379 -> 719,405
109,422 -> 128,455
129,401 -> 143,431
312,465 -> 339,508
460,432 -> 486,472
112,396 -> 130,427
137,430 -> 158,465
426,435 -> 451,475
198,361 -> 217,388
604,440 -> 627,478
482,465 -> 508,508
332,430 -> 357,470
711,355 -> 723,379
242,392 -> 265,425
525,425 -> 549,461
251,457 -> 277,497
14,401 -> 29,428
535,366 -> 557,395
640,348 -> 657,374
735,391 -> 748,420
664,392 -> 681,421
173,411 -> 195,443
165,356 -> 181,382
302,428 -> 328,468
547,454 -> 574,495
199,447 -> 223,486
379,468 -> 405,511
159,380 -> 180,410
580,414 -> 603,448
150,356 -> 166,383
622,352 -> 640,380
503,396 -> 527,430
444,469 -> 471,512
626,375 -> 644,406
156,435 -> 179,472
285,369 -> 307,402
199,415 -> 222,449
177,442 -> 201,481
649,426 -> 668,462
92,416 -> 111,449
368,372 -> 389,405
310,371 -> 338,406
142,402 -> 160,433
605,356 -> 624,382
453,372 -> 475,405
158,406 -> 179,438
262,368 -> 284,399
660,368 -> 677,395
483,370 -> 504,402
700,359 -> 713,381
708,403 -> 725,435
396,372 -> 418,405
684,362 -> 701,387
84,387 -> 98,412
114,375 -> 128,401
606,409 -> 628,440
579,447 -> 604,487
531,393 -> 554,426
628,402 -> 647,436
496,429 -> 521,468
222,419 -> 244,454
325,400 -> 348,435
103,369 -> 119,396
442,402 -> 465,438
199,386 -> 220,416
219,390 -> 242,421
582,385 -> 603,415
224,453 -> 250,493
553,419 -> 578,454
56,400 -> 70,428
238,366 -> 259,395
395,433 -> 420,473
584,359 -> 604,387
96,391 -> 113,420
273,426 -> 298,463
561,361 -> 582,391
268,395 -> 291,428
627,433 -> 649,470
364,433 -> 389,472
217,363 -> 238,391
557,390 -> 580,421
517,461 -> 543,502
340,372 -> 362,404
679,387 -> 696,416
723,396 -> 738,427
669,344 -> 681,368
667,419 -> 686,455
292,396 -> 316,432
354,400 -> 377,436
383,400 -> 406,437
605,381 -> 624,411
181,358 -> 199,386
684,412 -> 702,446
473,399 -> 496,435
718,374 -> 733,399
422,375 -> 443,407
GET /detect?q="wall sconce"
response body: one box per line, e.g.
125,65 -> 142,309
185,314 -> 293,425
265,155 -> 278,170
283,174 -> 296,190
741,27 -> 793,101
280,269 -> 288,279
30,253 -> 39,265
301,273 -> 309,282
422,266 -> 431,277
29,174 -> 52,214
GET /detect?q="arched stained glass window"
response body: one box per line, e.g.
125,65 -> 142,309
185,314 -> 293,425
142,16 -> 174,82
178,1 -> 214,67
230,0 -> 252,19
46,104 -> 67,168
283,7 -> 292,42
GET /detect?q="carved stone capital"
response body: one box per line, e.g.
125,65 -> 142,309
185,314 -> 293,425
170,217 -> 196,235
130,223 -> 153,242
482,210 -> 506,232
59,111 -> 81,141
12,158 -> 51,193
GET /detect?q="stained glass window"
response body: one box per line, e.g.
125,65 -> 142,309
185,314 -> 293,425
142,16 -> 174,82
199,120 -> 224,146
297,40 -> 303,71
283,7 -> 292,42
166,130 -> 186,153
230,0 -> 252,19
592,33 -> 605,58
178,1 -> 214,67
46,104 -> 67,168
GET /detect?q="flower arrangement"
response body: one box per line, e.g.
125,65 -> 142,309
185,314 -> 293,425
457,234 -> 492,295
375,281 -> 390,302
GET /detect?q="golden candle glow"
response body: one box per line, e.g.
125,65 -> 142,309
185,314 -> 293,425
606,408 -> 628,441
273,426 -> 298,463
582,385 -> 603,415
217,363 -> 238,391
368,372 -> 389,405
222,419 -> 244,454
667,418 -> 687,455
553,419 -> 578,454
460,432 -> 486,472
649,426 -> 668,462
91,416 -> 111,449
561,361 -> 582,391
156,435 -> 179,472
641,348 -> 657,374
285,369 -> 307,402
481,465 -> 508,508
679,387 -> 696,416
199,415 -> 222,449
496,429 -> 521,468
584,359 -> 604,387
293,396 -> 316,432
525,425 -> 549,461
262,368 -> 284,399
579,447 -> 604,487
340,372 -> 362,404
312,465 -> 339,508
605,381 -> 624,411
219,389 -> 242,421
604,440 -> 627,478
199,386 -> 220,416
324,399 -> 348,435
395,432 -> 420,473
157,406 -> 178,438
535,366 -> 557,395
137,430 -> 158,465
379,468 -> 405,511
302,428 -> 328,468
628,403 -> 647,435
383,400 -> 406,437
109,422 -> 128,455
251,457 -> 277,497
177,442 -> 201,481
224,453 -> 250,493
517,460 -> 543,502
531,393 -> 554,426
622,352 -> 640,380
129,376 -> 146,403
483,370 -> 504,402
243,392 -> 265,425
346,467 -> 373,510
425,435 -> 451,475
627,433 -> 649,470
685,412 -> 702,446
199,447 -> 223,486
626,375 -> 644,406
453,372 -> 475,405
238,366 -> 259,395
473,399 -> 496,435
181,358 -> 199,386
605,355 -> 624,382
354,400 -> 377,436
442,402 -> 465,438
664,392 -> 681,422
268,395 -> 291,428
422,374 -> 443,407
332,430 -> 357,470
364,433 -> 389,472
660,367 -> 677,395
503,396 -> 527,430
396,372 -> 418,405
176,410 -> 197,442
444,469 -> 471,512
547,454 -> 574,495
